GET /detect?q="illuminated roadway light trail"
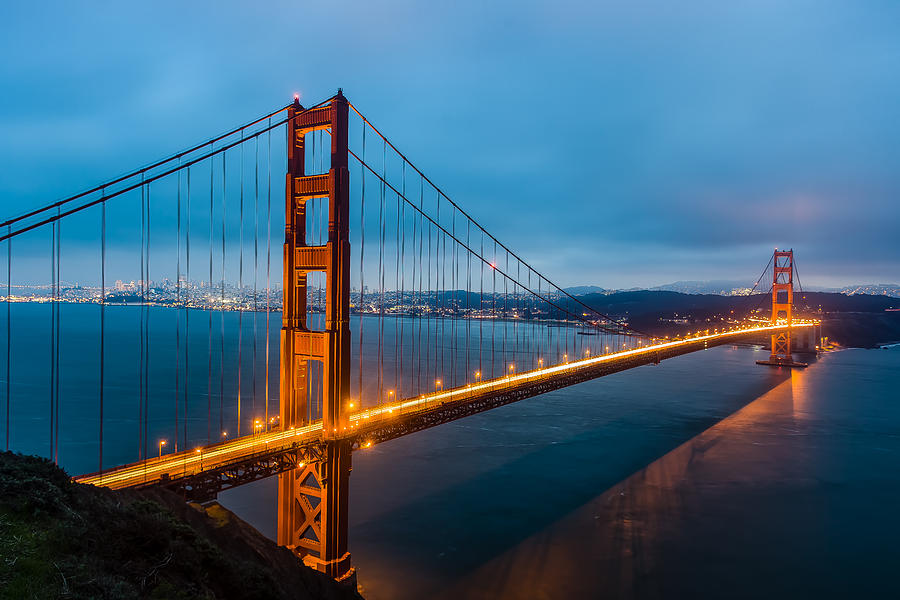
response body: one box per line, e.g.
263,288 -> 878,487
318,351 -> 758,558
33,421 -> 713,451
76,322 -> 816,491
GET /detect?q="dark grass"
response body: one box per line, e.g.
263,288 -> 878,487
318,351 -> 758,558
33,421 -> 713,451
0,452 -> 361,600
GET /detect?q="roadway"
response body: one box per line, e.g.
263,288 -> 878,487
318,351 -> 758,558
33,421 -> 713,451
76,322 -> 816,493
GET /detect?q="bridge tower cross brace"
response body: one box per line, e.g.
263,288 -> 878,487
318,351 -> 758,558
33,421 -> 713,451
769,249 -> 794,363
278,91 -> 354,583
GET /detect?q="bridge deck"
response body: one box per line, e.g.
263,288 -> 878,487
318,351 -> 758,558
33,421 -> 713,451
76,323 -> 814,498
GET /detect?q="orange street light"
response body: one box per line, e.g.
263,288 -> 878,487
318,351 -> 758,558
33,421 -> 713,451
474,371 -> 481,382
158,439 -> 167,459
435,379 -> 442,391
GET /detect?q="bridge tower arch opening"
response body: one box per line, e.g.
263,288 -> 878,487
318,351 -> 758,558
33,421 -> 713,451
278,91 -> 354,584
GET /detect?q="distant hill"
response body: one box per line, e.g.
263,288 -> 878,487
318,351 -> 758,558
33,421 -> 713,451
559,290 -> 900,347
563,281 -> 900,298
649,280 -> 753,295
563,285 -> 609,295
840,284 -> 900,298
565,290 -> 899,318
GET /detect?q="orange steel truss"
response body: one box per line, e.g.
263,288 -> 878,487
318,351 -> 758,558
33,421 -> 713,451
277,92 -> 354,584
769,249 -> 794,362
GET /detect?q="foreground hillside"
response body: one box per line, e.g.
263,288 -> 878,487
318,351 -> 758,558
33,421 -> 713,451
0,452 -> 362,600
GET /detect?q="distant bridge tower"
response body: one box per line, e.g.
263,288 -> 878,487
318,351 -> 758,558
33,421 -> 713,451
757,248 -> 807,368
277,91 -> 354,584
769,249 -> 794,362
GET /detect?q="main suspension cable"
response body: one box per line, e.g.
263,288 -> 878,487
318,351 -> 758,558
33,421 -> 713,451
0,97 -> 337,243
347,103 -> 641,335
0,104 -> 296,231
349,150 -> 638,336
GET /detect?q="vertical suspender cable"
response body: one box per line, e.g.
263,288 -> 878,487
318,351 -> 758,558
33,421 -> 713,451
416,177 -> 424,395
434,198 -> 440,388
409,170 -> 417,395
144,183 -> 151,462
184,167 -> 191,449
266,120 -> 272,427
546,278 -> 551,362
438,195 -> 444,385
208,144 -> 214,444
378,141 -> 386,404
5,226 -> 9,451
527,268 -> 533,366
139,176 -> 146,459
49,220 -> 55,461
503,251 -> 509,374
358,124 -> 365,406
55,209 -> 60,464
516,262 -> 520,366
175,167 -> 181,452
399,163 -> 405,396
491,239 -> 496,379
253,137 -> 259,425
536,276 -> 542,362
395,186 -> 401,394
425,187 -> 432,394
466,220 -> 470,383
555,278 -> 560,361
220,153 -> 226,435
479,231 -> 484,378
99,197 -> 105,473
206,143 -> 215,444
450,209 -> 456,387
238,136 -> 244,436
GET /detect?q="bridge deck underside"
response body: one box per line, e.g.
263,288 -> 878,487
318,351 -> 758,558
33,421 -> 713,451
76,324 -> 812,500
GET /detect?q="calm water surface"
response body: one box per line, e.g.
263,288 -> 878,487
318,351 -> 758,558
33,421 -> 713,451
220,346 -> 900,599
5,303 -> 898,598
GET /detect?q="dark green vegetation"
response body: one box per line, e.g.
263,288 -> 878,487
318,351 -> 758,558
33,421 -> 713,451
0,452 -> 362,600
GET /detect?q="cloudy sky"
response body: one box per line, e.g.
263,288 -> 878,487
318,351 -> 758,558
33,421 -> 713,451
1,1 -> 898,288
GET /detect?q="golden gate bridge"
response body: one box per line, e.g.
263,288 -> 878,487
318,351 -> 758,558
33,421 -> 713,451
0,91 -> 819,586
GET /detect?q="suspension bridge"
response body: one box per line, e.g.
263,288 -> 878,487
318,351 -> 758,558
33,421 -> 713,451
0,91 -> 819,585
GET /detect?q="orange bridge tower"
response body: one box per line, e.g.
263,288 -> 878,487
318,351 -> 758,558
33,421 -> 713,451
757,248 -> 808,368
278,91 -> 354,584
770,249 -> 794,362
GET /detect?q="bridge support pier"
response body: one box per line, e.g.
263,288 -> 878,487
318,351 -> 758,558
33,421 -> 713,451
278,92 -> 355,584
277,440 -> 352,581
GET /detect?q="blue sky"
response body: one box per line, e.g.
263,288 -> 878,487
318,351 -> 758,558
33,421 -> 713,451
1,1 -> 898,288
